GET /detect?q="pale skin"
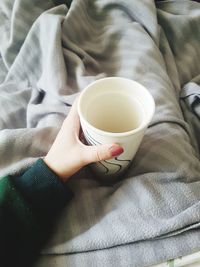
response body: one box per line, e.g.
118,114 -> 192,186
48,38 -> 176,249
44,98 -> 124,182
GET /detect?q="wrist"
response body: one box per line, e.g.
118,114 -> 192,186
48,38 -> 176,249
43,156 -> 67,183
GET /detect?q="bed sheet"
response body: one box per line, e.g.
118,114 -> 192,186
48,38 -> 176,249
0,0 -> 200,266
152,250 -> 200,267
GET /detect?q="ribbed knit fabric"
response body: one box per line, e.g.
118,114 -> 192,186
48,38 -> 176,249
11,159 -> 73,213
0,159 -> 73,267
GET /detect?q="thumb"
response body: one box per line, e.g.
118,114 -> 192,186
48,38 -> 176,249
84,144 -> 124,164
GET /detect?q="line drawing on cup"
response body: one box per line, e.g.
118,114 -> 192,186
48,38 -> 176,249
85,130 -> 131,175
98,161 -> 109,174
78,77 -> 155,178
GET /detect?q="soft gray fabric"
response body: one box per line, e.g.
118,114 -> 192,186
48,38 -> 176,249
0,0 -> 200,266
180,78 -> 200,155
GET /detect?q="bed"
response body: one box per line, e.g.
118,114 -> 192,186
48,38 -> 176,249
0,0 -> 200,266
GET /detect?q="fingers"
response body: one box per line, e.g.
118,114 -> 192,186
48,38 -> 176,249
63,97 -> 80,133
62,97 -> 124,166
83,143 -> 124,164
69,97 -> 79,116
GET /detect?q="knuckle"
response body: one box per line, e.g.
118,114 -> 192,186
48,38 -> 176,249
79,147 -> 87,165
95,148 -> 102,162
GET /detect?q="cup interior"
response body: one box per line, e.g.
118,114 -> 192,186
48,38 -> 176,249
85,92 -> 143,133
78,77 -> 155,136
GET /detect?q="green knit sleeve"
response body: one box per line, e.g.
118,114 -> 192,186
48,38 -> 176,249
0,159 -> 73,267
0,175 -> 37,229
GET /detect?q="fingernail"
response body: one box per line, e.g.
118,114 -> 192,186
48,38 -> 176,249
109,145 -> 124,157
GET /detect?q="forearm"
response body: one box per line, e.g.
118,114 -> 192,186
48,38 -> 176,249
0,159 -> 73,266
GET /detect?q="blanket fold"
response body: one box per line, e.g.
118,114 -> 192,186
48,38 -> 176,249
0,0 -> 200,266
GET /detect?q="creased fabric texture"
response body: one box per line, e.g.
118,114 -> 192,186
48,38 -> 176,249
180,79 -> 200,155
0,0 -> 200,266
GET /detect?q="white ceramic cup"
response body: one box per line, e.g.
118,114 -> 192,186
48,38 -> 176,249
78,77 -> 155,178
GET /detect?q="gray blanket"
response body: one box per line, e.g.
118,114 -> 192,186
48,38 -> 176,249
0,0 -> 200,266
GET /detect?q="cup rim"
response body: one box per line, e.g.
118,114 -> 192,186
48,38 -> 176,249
78,77 -> 155,137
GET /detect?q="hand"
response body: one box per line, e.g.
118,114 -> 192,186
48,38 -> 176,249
44,98 -> 124,182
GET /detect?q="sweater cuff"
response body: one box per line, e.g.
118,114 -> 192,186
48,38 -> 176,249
11,159 -> 73,214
